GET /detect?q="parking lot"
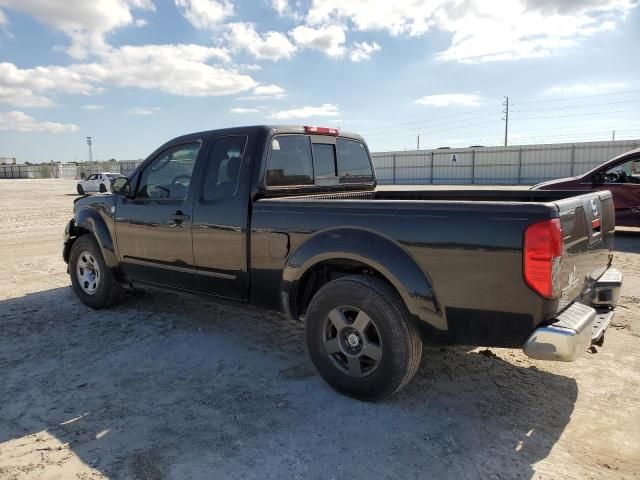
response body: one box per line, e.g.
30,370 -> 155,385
1,179 -> 639,479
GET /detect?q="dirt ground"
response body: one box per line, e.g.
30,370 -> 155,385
0,179 -> 639,480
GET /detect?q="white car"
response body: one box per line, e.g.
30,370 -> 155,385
77,172 -> 124,194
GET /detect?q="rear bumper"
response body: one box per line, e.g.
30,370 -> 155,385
523,267 -> 622,362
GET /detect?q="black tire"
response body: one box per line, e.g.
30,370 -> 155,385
69,235 -> 124,309
99,183 -> 107,193
305,275 -> 422,401
77,184 -> 85,195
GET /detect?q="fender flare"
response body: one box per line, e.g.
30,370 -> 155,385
282,228 -> 446,330
73,206 -> 119,269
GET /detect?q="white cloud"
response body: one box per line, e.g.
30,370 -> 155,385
253,84 -> 286,96
0,44 -> 258,107
175,0 -> 233,29
0,61 -> 103,108
0,86 -> 55,107
543,82 -> 628,96
82,104 -> 106,110
304,0 -> 636,63
349,41 -> 380,62
0,0 -> 155,59
239,84 -> 287,101
0,62 -> 103,96
74,44 -> 250,97
271,0 -> 288,15
238,63 -> 262,71
415,93 -> 482,107
226,22 -> 296,61
230,107 -> 260,113
134,18 -> 148,27
290,25 -> 346,58
269,103 -> 339,119
0,110 -> 78,133
126,106 -> 162,115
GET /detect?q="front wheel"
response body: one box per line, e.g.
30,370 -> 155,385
69,235 -> 124,309
77,184 -> 85,195
305,275 -> 422,401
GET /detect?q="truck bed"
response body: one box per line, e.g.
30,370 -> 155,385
251,188 -> 614,346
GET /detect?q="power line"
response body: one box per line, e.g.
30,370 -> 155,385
511,106 -> 640,120
509,88 -> 640,105
357,104 -> 501,134
359,88 -> 640,151
363,111 -> 501,138
511,97 -> 640,113
363,119 -> 502,144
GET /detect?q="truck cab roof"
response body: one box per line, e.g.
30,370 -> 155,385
168,125 -> 364,144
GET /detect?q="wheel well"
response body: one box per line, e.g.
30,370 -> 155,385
64,226 -> 91,263
293,260 -> 402,319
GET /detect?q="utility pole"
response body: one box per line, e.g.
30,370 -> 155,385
417,134 -> 420,150
612,130 -> 616,141
86,136 -> 93,163
502,96 -> 509,147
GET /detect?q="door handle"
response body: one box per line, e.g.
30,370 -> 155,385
172,210 -> 190,223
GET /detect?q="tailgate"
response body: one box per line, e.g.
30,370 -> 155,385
555,190 -> 615,311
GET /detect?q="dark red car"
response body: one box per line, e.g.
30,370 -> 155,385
532,148 -> 640,227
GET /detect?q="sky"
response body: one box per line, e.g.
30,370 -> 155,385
0,0 -> 639,163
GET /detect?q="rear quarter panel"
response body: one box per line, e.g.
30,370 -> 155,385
250,199 -> 562,347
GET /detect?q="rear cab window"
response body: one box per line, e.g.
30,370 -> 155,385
336,138 -> 374,184
266,136 -> 314,187
265,134 -> 373,188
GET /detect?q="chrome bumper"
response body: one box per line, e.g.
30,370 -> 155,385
523,267 -> 621,362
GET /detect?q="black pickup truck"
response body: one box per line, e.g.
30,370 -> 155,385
63,125 -> 622,400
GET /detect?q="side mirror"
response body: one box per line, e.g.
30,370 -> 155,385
110,177 -> 131,195
591,172 -> 605,185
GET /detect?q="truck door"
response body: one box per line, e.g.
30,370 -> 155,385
114,142 -> 201,289
191,134 -> 251,299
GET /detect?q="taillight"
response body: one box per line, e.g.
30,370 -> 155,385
524,218 -> 563,299
304,126 -> 339,135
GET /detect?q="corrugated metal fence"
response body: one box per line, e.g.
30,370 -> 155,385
371,140 -> 639,185
0,160 -> 144,179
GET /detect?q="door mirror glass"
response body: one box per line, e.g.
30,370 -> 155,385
111,177 -> 131,195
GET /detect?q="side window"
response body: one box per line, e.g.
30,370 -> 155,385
266,135 -> 314,187
136,143 -> 200,200
202,135 -> 248,201
87,174 -> 97,181
336,138 -> 374,183
605,159 -> 640,184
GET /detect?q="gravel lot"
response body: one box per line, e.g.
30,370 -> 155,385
1,179 -> 639,480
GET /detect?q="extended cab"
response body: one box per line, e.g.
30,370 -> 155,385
63,125 -> 622,400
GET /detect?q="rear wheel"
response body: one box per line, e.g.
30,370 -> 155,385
99,183 -> 107,193
69,235 -> 124,309
77,184 -> 85,195
305,275 -> 422,401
